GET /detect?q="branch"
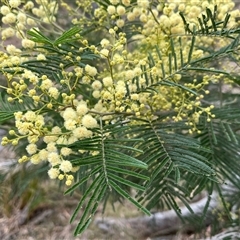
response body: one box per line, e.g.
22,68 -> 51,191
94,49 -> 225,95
95,192 -> 220,239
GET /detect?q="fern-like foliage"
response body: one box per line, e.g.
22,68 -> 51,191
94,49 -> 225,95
129,120 -> 216,213
0,93 -> 36,125
64,120 -> 151,235
198,108 -> 240,187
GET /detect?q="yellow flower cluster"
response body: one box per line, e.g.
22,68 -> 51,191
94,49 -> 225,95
1,98 -> 98,185
1,0 -> 58,42
1,0 -> 240,185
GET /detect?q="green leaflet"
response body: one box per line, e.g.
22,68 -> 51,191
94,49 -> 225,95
108,172 -> 145,191
0,111 -> 14,124
74,179 -> 107,235
155,45 -> 165,78
27,26 -> 81,46
105,143 -> 143,153
64,166 -> 102,195
70,173 -> 104,223
174,167 -> 181,184
109,180 -> 151,216
27,28 -> 53,45
106,149 -> 148,169
53,26 -> 81,45
94,0 -> 110,8
0,93 -> 35,124
188,35 -> 196,63
70,156 -> 102,166
149,156 -> 170,184
106,166 -> 149,180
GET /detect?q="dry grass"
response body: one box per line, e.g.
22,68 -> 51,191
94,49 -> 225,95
0,168 -> 208,240
0,179 -> 143,240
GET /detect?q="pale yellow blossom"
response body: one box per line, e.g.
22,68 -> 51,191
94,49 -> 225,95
100,38 -> 110,48
116,5 -> 126,16
48,87 -> 59,99
72,126 -> 92,139
61,147 -> 72,156
47,142 -> 57,152
103,76 -> 113,87
22,39 -> 35,49
82,114 -> 98,128
48,152 -> 61,166
26,143 -> 38,155
0,6 -> 10,15
37,53 -> 46,60
9,0 -> 21,8
64,119 -> 77,130
60,160 -> 72,173
48,168 -> 60,179
30,154 -> 41,164
107,5 -> 116,15
85,64 -> 98,77
62,108 -> 77,120
92,80 -> 102,90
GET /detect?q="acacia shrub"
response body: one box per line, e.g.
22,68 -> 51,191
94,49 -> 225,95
0,0 -> 240,236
